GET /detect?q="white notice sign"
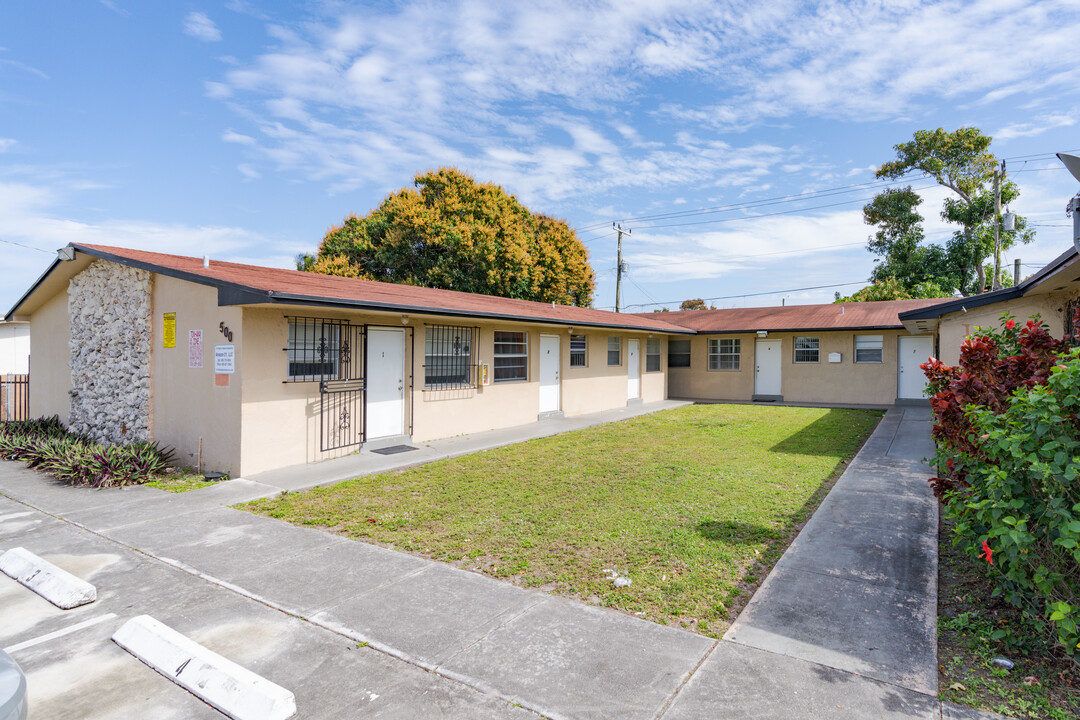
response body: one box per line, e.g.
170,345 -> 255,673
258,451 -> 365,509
214,344 -> 235,374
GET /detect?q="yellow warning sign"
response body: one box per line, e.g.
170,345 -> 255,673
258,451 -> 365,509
163,312 -> 176,348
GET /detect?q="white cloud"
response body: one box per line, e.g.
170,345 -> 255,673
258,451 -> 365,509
237,163 -> 260,179
994,112 -> 1077,141
0,138 -> 16,153
184,11 -> 222,42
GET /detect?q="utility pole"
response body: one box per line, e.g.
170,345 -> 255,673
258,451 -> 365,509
614,223 -> 630,312
992,161 -> 1003,290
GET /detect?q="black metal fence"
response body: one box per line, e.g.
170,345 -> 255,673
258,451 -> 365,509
423,324 -> 478,389
0,374 -> 29,423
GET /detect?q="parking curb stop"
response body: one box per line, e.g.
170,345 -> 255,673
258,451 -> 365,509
112,615 -> 296,720
0,546 -> 97,609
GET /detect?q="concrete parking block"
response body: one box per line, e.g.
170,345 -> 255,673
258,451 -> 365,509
440,597 -> 714,720
662,640 -> 939,720
227,537 -> 430,616
0,546 -> 97,609
112,614 -> 297,720
726,563 -> 936,695
317,562 -> 542,668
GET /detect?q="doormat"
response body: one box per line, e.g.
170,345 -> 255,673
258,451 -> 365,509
371,445 -> 419,455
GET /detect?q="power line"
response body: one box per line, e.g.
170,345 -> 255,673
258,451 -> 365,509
0,237 -> 53,255
617,280 -> 867,310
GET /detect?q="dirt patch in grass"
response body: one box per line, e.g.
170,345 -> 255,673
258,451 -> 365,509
242,404 -> 881,636
145,470 -> 222,493
938,513 -> 1079,719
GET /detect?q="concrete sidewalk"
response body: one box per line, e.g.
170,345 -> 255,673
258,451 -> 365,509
1,405 -> 1009,719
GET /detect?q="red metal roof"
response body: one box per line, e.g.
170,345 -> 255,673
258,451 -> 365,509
642,298 -> 952,333
72,244 -> 694,334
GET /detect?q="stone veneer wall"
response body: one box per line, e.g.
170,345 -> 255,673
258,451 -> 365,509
68,260 -> 152,443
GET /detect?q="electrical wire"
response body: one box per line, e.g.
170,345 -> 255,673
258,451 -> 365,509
0,237 -> 53,255
615,280 -> 868,310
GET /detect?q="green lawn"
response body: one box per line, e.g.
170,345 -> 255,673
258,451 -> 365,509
241,404 -> 881,636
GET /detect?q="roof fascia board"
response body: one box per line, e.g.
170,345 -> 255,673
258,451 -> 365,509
265,292 -> 697,334
696,324 -> 909,335
898,288 -> 1020,321
4,257 -> 64,321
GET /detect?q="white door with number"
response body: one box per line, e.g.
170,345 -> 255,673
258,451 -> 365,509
898,335 -> 934,399
755,339 -> 782,396
366,328 -> 405,438
539,334 -> 561,413
627,339 -> 640,400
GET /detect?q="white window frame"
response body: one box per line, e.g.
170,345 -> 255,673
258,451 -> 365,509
607,336 -> 621,366
570,335 -> 587,367
854,334 -> 884,363
493,330 -> 528,383
708,338 -> 740,371
794,336 -> 820,364
645,337 -> 661,372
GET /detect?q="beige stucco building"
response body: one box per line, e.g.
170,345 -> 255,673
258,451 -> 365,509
6,244 -> 689,477
899,246 -> 1080,365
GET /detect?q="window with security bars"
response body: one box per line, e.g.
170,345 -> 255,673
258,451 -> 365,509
708,338 -> 740,370
287,318 -> 344,380
668,339 -> 691,367
646,337 -> 661,372
607,336 -> 621,366
570,335 -> 587,367
425,325 -> 477,388
494,331 -> 528,382
854,334 -> 883,363
794,336 -> 820,363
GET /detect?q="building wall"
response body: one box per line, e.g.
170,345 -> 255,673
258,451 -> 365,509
237,307 -> 672,476
28,289 -> 72,420
937,293 -> 1068,366
67,260 -> 152,443
150,274 -> 243,475
0,323 -> 30,375
668,330 -> 910,405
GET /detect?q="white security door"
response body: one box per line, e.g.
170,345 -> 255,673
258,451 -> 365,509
754,339 -> 782,396
539,334 -> 561,413
898,335 -> 934,399
366,328 -> 405,438
627,339 -> 641,400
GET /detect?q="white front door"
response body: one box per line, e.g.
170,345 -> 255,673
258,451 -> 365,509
539,335 -> 561,413
627,338 -> 640,399
755,339 -> 782,396
898,335 -> 934,399
366,328 -> 405,438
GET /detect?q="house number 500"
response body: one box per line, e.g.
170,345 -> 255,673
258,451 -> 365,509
219,322 -> 234,342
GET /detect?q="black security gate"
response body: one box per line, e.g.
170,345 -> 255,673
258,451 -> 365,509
319,323 -> 366,452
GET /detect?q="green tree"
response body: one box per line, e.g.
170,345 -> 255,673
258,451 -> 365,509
679,298 -> 715,311
835,277 -> 949,303
312,167 -> 595,306
872,127 -> 1034,295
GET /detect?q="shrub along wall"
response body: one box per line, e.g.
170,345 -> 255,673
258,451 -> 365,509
925,312 -> 1080,658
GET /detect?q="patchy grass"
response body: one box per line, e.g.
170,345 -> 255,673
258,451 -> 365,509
145,470 -> 222,493
938,515 -> 1079,719
241,404 -> 880,635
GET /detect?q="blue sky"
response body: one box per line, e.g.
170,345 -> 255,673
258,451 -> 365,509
2,0 -> 1079,314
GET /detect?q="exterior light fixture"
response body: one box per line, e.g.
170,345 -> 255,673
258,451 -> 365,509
757,330 -> 768,338
57,247 -> 76,262
401,315 -> 409,325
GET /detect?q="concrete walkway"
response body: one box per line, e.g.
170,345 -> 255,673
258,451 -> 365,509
0,405 -> 1009,719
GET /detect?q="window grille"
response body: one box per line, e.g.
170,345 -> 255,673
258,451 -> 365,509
570,335 -> 587,367
668,339 -> 691,367
794,336 -> 820,363
286,317 -> 347,381
494,331 -> 528,382
424,325 -> 478,389
854,335 -> 884,363
607,336 -> 621,366
646,337 -> 661,372
709,338 -> 740,370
